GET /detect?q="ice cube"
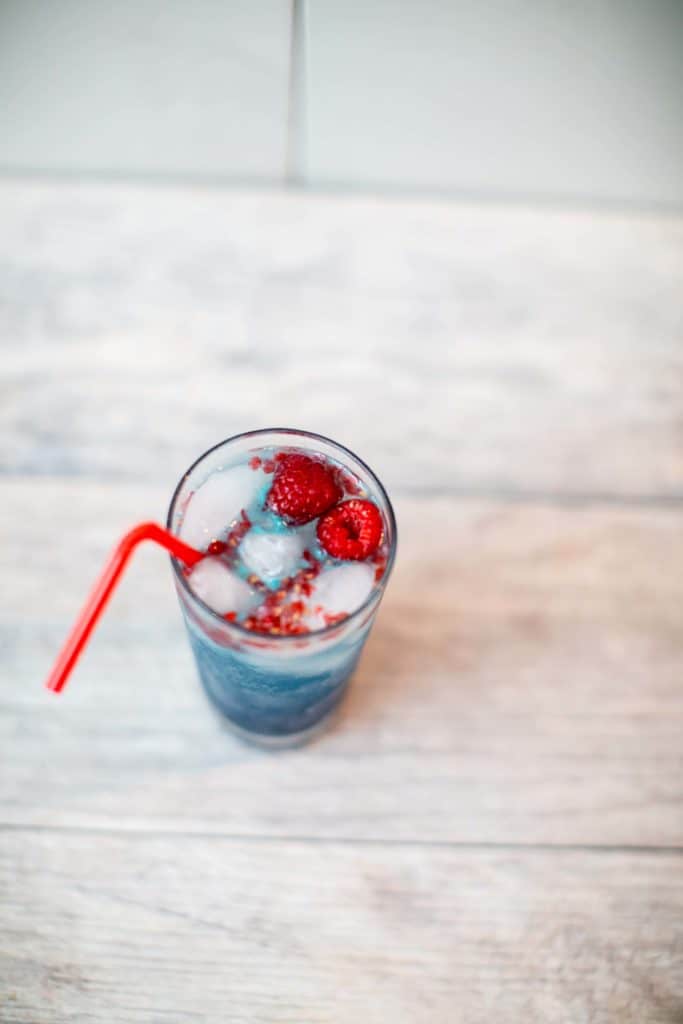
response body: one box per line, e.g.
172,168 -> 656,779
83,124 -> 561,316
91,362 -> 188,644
240,528 -> 305,585
180,465 -> 262,550
305,562 -> 375,630
188,558 -> 257,615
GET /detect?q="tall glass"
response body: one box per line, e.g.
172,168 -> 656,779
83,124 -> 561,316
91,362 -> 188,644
167,429 -> 397,747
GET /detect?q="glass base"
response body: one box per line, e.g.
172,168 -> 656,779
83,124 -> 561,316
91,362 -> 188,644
219,709 -> 341,750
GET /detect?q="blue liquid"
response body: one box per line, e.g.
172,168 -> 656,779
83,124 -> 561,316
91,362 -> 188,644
184,614 -> 371,740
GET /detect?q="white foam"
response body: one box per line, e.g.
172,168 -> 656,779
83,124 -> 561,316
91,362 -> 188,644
188,558 -> 257,615
179,465 -> 262,550
240,529 -> 305,584
305,562 -> 375,630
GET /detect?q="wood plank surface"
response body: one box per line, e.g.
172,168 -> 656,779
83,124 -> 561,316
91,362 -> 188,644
1,182 -> 682,498
2,830 -> 682,1024
1,181 -> 682,1023
2,478 -> 681,846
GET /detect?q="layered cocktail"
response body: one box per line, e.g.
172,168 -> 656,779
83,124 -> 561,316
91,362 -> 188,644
167,429 -> 397,745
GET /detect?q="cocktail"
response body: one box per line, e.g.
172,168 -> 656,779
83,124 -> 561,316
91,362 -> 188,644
46,429 -> 397,748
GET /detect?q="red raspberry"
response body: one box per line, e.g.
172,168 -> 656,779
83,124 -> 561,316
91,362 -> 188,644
317,499 -> 383,560
207,539 -> 228,556
265,453 -> 342,525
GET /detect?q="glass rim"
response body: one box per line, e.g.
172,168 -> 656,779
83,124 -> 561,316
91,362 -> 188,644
166,427 -> 398,644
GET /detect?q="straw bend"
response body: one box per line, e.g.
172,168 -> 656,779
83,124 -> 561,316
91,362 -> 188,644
45,521 -> 203,694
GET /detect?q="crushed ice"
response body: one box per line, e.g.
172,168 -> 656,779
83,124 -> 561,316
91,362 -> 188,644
188,558 -> 257,615
240,528 -> 305,586
180,465 -> 263,550
305,562 -> 375,630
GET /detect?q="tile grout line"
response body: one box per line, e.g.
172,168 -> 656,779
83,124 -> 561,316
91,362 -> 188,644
0,170 -> 681,219
285,0 -> 306,186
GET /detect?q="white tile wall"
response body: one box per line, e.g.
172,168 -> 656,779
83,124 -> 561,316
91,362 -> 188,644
2,1 -> 681,204
302,0 -> 683,205
0,0 -> 291,180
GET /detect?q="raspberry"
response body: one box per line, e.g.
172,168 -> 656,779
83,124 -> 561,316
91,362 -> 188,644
265,453 -> 342,525
241,557 -> 322,636
317,499 -> 383,560
333,467 -> 363,496
207,539 -> 227,556
213,510 -> 251,564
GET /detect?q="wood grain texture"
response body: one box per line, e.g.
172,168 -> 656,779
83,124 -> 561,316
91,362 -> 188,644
1,830 -> 682,1024
1,182 -> 682,1021
1,182 -> 682,497
2,478 -> 681,846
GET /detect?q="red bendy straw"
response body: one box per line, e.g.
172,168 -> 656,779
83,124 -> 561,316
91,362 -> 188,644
45,522 -> 204,694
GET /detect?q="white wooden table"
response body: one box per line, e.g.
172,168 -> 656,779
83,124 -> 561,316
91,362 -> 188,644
1,182 -> 682,1022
